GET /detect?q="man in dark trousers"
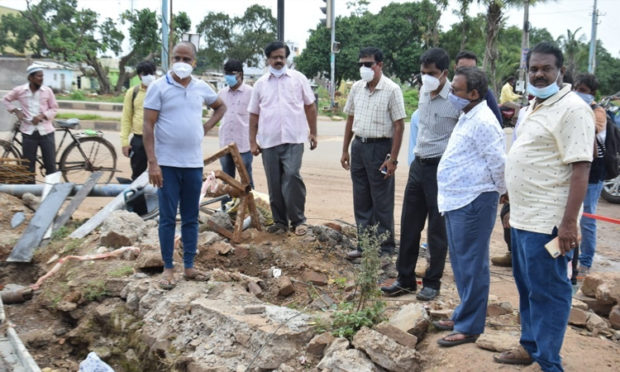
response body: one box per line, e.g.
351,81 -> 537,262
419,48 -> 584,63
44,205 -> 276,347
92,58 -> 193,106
381,48 -> 460,300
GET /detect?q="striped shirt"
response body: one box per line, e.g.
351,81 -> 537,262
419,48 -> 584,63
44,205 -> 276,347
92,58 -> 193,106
414,81 -> 460,158
343,75 -> 406,138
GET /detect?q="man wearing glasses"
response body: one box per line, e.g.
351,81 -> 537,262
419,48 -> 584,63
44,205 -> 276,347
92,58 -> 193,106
341,47 -> 406,258
248,41 -> 318,236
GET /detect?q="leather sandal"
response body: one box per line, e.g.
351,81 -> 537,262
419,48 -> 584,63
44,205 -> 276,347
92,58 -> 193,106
493,346 -> 534,365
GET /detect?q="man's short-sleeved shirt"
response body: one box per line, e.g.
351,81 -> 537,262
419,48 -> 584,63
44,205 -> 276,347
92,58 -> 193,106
506,84 -> 595,234
247,69 -> 315,149
218,83 -> 252,153
343,75 -> 406,138
143,72 -> 217,168
415,81 -> 460,158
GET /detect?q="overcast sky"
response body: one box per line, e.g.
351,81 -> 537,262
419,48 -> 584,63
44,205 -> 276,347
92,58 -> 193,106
1,0 -> 619,58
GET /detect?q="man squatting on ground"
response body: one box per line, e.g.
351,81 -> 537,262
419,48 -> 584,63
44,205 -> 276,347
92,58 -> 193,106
432,66 -> 506,347
341,46 -> 406,258
494,42 -> 594,372
143,42 -> 227,289
248,41 -> 318,237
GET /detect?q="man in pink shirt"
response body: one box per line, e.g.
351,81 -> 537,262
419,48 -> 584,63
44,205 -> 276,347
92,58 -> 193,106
217,59 -> 254,191
248,41 -> 318,236
3,64 -> 59,181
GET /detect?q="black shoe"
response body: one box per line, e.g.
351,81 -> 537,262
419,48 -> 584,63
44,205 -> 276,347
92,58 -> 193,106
380,280 -> 416,297
416,287 -> 439,301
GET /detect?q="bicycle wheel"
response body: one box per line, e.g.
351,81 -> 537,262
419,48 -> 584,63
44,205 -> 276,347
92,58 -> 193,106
59,137 -> 117,184
0,139 -> 21,160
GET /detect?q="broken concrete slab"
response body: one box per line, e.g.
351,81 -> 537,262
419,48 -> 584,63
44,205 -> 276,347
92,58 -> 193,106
569,307 -> 590,327
133,282 -> 313,371
475,330 -> 520,352
302,270 -> 328,286
307,332 -> 334,356
275,276 -> 295,297
7,182 -> 74,262
100,210 -> 146,248
388,302 -> 430,339
352,326 -> 421,372
317,337 -> 381,372
374,322 -> 418,349
134,250 -> 167,271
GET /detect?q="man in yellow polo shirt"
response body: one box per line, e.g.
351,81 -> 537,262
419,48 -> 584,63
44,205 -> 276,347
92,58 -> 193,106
495,42 -> 594,371
121,60 -> 157,182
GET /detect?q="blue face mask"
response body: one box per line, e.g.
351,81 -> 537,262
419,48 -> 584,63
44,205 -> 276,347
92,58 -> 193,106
528,71 -> 561,99
448,92 -> 470,111
225,74 -> 238,87
575,91 -> 594,105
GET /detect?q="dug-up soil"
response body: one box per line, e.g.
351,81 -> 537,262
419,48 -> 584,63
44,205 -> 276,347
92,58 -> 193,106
0,186 -> 619,371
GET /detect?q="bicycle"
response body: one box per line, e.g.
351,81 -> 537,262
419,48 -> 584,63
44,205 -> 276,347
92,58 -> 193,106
0,117 -> 117,184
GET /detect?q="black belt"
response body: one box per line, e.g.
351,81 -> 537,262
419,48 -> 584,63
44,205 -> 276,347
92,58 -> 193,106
133,134 -> 142,137
355,136 -> 390,144
416,157 -> 441,165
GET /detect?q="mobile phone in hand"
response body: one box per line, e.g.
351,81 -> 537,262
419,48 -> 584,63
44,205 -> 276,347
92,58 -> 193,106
380,154 -> 390,175
544,237 -> 561,258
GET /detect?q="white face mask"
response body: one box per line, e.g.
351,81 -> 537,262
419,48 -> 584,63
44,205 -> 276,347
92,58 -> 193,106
421,73 -> 441,92
269,65 -> 287,77
359,66 -> 375,82
172,62 -> 193,79
140,74 -> 155,86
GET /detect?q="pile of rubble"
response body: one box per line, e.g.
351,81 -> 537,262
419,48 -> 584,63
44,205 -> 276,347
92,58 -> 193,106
570,273 -> 620,336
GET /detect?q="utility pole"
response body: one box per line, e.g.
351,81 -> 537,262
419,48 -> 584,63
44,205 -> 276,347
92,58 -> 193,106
169,0 -> 174,66
277,0 -> 284,41
161,0 -> 169,71
588,0 -> 599,73
518,0 -> 530,105
329,0 -> 335,108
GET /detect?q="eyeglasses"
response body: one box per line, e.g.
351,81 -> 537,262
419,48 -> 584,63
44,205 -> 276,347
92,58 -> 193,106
358,62 -> 376,68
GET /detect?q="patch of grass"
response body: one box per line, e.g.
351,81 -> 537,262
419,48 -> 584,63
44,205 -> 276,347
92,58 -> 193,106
333,277 -> 348,289
331,301 -> 385,339
61,238 -> 84,255
83,279 -> 107,301
55,113 -> 118,121
51,226 -> 70,241
109,265 -> 134,277
57,92 -> 125,103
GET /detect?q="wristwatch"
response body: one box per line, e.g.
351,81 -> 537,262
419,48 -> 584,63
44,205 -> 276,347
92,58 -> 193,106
390,158 -> 398,165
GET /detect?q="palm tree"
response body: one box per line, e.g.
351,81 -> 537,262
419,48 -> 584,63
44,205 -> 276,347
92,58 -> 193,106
472,0 -> 553,93
557,28 -> 587,80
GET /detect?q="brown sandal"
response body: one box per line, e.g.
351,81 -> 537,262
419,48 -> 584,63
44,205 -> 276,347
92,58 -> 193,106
493,346 -> 534,365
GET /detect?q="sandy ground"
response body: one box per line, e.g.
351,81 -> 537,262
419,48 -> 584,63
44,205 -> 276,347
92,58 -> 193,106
19,117 -> 620,371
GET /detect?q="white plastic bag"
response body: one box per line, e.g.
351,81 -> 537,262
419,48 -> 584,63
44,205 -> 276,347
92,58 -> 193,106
79,352 -> 115,372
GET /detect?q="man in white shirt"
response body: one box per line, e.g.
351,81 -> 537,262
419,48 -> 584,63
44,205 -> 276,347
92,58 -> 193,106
432,66 -> 505,347
494,42 -> 594,371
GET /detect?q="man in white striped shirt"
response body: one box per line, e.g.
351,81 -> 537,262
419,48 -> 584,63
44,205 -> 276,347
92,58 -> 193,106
381,48 -> 460,300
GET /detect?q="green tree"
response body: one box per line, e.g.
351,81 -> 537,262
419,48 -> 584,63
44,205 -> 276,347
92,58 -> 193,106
296,0 -> 442,85
557,28 -> 587,80
0,0 -> 160,94
196,5 -> 276,71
